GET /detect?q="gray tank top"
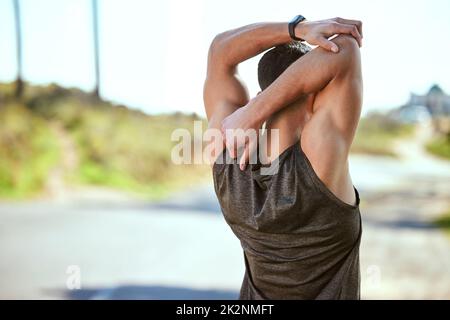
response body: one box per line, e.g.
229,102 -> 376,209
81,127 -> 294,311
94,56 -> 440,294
212,141 -> 362,300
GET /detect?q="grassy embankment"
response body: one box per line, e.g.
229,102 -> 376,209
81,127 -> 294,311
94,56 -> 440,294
0,102 -> 59,198
0,82 -> 431,199
426,134 -> 450,160
0,82 -> 209,199
351,112 -> 415,157
434,209 -> 450,238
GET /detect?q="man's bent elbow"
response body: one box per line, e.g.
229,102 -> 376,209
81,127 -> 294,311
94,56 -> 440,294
208,32 -> 229,60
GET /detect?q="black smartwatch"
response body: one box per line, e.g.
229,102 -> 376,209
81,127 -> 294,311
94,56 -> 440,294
288,15 -> 307,41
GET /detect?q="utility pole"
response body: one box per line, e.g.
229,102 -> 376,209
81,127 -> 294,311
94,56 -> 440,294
13,0 -> 23,99
92,0 -> 100,98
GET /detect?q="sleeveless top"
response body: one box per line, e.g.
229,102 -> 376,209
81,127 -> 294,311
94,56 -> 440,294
212,141 -> 362,300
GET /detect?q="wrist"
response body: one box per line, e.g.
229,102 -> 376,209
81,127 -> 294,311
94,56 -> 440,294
247,95 -> 271,124
289,15 -> 307,41
294,20 -> 308,41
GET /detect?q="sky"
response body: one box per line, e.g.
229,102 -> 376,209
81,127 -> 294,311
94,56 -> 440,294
0,0 -> 449,116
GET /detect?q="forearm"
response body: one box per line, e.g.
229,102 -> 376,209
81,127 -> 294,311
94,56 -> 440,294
250,35 -> 358,121
209,22 -> 290,70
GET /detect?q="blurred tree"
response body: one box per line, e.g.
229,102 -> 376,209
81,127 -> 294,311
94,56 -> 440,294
92,0 -> 101,98
13,0 -> 23,99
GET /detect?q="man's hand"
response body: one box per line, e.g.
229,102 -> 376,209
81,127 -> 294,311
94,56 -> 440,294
296,17 -> 363,53
221,101 -> 262,170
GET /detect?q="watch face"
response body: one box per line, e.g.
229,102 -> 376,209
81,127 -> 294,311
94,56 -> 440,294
290,15 -> 306,25
291,15 -> 302,23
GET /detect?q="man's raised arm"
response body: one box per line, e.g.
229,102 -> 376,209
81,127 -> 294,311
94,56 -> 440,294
204,23 -> 292,126
207,23 -> 291,73
254,35 -> 361,122
204,18 -> 363,127
221,34 -> 362,162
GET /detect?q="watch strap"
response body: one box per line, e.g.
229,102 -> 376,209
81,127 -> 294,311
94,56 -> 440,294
288,15 -> 306,41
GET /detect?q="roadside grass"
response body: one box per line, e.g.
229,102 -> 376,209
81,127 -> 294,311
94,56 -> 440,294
426,134 -> 450,160
1,82 -> 210,200
34,97 -> 210,199
0,103 -> 60,198
2,82 -> 428,199
351,113 -> 415,157
434,209 -> 450,238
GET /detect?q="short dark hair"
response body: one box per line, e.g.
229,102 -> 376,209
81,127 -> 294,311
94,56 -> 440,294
258,42 -> 311,91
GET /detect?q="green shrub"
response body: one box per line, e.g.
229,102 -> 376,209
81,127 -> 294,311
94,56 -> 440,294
434,209 -> 450,238
0,82 -> 210,199
0,103 -> 60,198
351,113 -> 415,156
426,134 -> 450,160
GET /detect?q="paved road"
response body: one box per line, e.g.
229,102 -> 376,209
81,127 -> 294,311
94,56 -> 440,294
1,175 -> 449,299
0,186 -> 243,299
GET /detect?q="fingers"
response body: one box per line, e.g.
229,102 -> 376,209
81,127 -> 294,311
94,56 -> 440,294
222,127 -> 254,169
332,23 -> 363,47
239,137 -> 257,171
317,37 -> 340,53
222,129 -> 237,158
333,17 -> 363,38
239,144 -> 249,170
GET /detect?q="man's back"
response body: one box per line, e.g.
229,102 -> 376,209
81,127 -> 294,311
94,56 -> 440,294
204,17 -> 364,299
213,140 -> 361,299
